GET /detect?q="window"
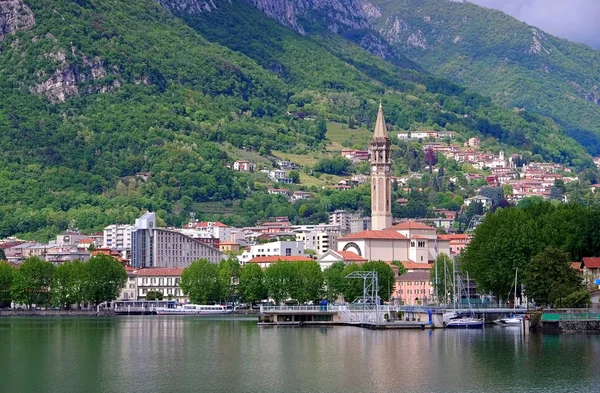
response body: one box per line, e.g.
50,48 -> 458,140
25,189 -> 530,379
285,248 -> 292,256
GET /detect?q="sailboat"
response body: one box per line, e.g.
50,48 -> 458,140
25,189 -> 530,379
443,271 -> 484,329
494,269 -> 523,327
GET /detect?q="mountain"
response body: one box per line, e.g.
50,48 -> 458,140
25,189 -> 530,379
0,0 -> 592,240
365,0 -> 600,155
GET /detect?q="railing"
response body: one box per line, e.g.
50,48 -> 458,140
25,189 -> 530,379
542,313 -> 600,321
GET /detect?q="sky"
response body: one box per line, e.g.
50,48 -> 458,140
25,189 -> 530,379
466,0 -> 600,49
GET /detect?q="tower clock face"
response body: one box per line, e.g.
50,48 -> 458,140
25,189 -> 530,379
372,165 -> 377,172
385,166 -> 390,172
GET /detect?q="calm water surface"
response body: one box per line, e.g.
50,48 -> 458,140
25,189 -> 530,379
1,316 -> 599,393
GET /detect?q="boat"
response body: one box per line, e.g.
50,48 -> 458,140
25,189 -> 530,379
154,304 -> 233,315
493,269 -> 523,327
443,312 -> 484,329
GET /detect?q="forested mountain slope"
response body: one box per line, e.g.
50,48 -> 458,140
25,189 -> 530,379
0,0 -> 592,240
366,0 -> 600,155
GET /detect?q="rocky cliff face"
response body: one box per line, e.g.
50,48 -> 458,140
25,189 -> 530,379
158,0 -> 411,67
0,0 -> 35,40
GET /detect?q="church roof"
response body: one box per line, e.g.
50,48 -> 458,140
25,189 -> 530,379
389,221 -> 436,231
339,230 -> 408,241
373,102 -> 389,138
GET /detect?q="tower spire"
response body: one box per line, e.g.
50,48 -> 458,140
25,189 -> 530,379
374,101 -> 388,138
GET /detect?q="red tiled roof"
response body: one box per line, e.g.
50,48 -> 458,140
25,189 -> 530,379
339,230 -> 408,241
410,235 -> 428,239
248,256 -> 314,263
582,257 -> 600,269
132,268 -> 184,276
334,250 -> 367,262
78,239 -> 95,244
197,221 -> 229,228
391,221 -> 436,230
219,241 -> 239,246
402,262 -> 433,270
570,262 -> 582,270
438,234 -> 470,241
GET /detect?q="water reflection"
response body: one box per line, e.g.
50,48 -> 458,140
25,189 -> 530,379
1,318 -> 599,393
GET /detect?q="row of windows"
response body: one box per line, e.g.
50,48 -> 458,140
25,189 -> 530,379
400,281 -> 428,286
141,278 -> 180,285
399,289 -> 427,294
141,288 -> 181,295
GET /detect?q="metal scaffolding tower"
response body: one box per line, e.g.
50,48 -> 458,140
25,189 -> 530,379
345,270 -> 379,323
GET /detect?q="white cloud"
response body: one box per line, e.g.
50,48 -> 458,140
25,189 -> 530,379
467,0 -> 600,48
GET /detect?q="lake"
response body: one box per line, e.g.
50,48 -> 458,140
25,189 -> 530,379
1,316 -> 598,393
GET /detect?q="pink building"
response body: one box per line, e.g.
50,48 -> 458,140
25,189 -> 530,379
393,271 -> 432,305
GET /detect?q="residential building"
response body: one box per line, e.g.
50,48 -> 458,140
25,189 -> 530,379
350,216 -> 371,234
464,195 -> 493,209
103,224 -> 134,249
153,229 -> 222,268
580,257 -> 600,289
291,191 -> 312,202
219,241 -> 241,253
269,169 -> 292,184
238,240 -> 305,265
465,137 -> 481,147
393,271 -> 432,306
329,210 -> 353,234
45,248 -> 91,264
268,188 -> 289,196
133,268 -> 187,302
120,267 -> 137,300
295,230 -> 339,255
277,160 -> 300,170
246,255 -> 313,269
181,221 -> 232,242
56,232 -> 89,247
233,160 -> 256,172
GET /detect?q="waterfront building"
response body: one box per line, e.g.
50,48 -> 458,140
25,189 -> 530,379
131,212 -> 223,268
103,224 -> 134,249
133,268 -> 186,301
238,240 -> 305,265
393,271 -> 432,306
370,103 -> 392,230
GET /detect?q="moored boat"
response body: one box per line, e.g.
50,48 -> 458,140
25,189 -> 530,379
443,312 -> 484,329
155,304 -> 232,315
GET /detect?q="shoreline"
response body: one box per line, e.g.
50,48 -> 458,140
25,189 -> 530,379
0,309 -> 259,317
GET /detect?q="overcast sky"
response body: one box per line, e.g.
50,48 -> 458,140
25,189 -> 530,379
467,0 -> 600,49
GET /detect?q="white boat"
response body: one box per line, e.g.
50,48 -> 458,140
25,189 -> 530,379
155,304 -> 233,315
443,312 -> 484,329
493,269 -> 524,327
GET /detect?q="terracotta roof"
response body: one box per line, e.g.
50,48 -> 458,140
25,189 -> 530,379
339,230 -> 408,241
391,221 -> 436,230
438,234 -> 469,241
334,250 -> 367,262
402,262 -> 433,271
570,262 -> 582,270
197,222 -> 229,228
248,256 -> 314,263
132,268 -> 184,276
582,257 -> 600,269
219,241 -> 239,246
77,239 -> 95,244
410,235 -> 428,240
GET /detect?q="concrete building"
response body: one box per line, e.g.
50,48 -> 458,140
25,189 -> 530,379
133,268 -> 186,302
246,255 -> 314,269
181,221 -> 232,242
370,103 -> 392,230
238,241 -> 305,265
56,232 -> 89,247
131,212 -> 156,268
329,210 -> 353,234
295,230 -> 339,255
233,160 -> 256,172
153,229 -> 222,268
350,216 -> 371,234
103,224 -> 134,249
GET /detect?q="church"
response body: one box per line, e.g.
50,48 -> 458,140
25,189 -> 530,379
319,103 -> 450,267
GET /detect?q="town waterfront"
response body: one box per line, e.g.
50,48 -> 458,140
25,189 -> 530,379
1,317 -> 599,393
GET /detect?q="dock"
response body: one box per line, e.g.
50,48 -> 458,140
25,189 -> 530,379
259,305 -> 529,329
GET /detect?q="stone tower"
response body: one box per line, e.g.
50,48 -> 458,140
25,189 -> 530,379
370,102 -> 392,230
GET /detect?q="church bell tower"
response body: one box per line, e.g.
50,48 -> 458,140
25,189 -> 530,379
370,102 -> 392,230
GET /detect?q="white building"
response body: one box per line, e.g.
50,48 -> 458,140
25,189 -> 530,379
464,195 -> 493,209
233,160 -> 256,172
56,232 -> 89,247
103,224 -> 134,249
181,221 -> 232,242
269,169 -> 292,184
238,240 -> 305,265
133,268 -> 187,302
295,230 -> 339,255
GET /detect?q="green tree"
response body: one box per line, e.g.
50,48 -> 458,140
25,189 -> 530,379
524,246 -> 584,308
180,259 -> 220,304
0,261 -> 13,306
430,253 -> 456,305
288,170 -> 300,184
146,290 -> 164,301
323,261 -> 345,302
83,255 -> 127,306
264,261 -> 295,305
290,261 -> 323,303
11,257 -> 55,308
238,263 -> 266,305
0,249 -> 6,261
341,263 -> 363,303
363,261 -> 398,302
218,257 -> 241,302
52,260 -> 86,308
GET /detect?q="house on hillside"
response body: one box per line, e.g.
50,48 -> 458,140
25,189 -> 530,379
233,160 -> 256,172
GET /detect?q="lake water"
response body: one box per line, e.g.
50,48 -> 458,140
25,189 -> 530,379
1,316 -> 599,393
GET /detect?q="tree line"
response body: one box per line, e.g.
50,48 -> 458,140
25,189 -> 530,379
179,259 -> 400,305
460,201 -> 594,308
0,255 -> 127,309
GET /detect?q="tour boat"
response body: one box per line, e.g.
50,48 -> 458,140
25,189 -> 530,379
154,304 -> 233,315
